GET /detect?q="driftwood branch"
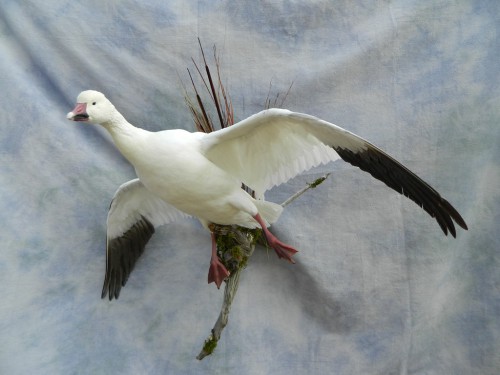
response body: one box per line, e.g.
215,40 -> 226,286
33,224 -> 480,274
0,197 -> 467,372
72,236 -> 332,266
197,173 -> 330,360
281,173 -> 331,208
184,40 -> 331,360
196,225 -> 259,360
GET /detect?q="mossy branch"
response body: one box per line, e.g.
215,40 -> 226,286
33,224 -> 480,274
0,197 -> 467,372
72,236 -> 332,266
196,225 -> 260,360
183,40 -> 330,360
196,173 -> 330,360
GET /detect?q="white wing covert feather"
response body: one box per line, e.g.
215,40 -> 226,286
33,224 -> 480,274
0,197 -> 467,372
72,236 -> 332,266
201,109 -> 366,196
107,178 -> 189,239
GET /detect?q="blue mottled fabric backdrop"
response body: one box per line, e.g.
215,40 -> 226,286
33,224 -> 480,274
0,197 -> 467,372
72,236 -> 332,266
1,1 -> 498,374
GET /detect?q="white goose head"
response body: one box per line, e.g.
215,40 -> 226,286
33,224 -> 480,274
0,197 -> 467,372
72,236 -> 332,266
67,90 -> 117,124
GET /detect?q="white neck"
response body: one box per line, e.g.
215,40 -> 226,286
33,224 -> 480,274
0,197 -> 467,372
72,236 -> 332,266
100,111 -> 147,165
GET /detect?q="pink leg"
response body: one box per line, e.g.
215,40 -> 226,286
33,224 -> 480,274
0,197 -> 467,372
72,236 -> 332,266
207,232 -> 230,289
253,213 -> 298,263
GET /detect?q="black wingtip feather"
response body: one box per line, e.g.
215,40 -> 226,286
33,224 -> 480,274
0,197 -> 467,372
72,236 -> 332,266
333,145 -> 468,237
101,216 -> 155,301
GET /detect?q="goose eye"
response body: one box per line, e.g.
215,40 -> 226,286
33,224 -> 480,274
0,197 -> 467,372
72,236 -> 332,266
92,102 -> 96,105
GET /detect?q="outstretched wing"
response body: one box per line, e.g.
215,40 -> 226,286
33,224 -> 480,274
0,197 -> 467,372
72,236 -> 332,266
102,179 -> 189,300
201,108 -> 467,236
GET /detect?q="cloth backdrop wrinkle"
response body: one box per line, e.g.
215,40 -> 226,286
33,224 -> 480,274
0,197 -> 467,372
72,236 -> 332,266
0,1 -> 498,374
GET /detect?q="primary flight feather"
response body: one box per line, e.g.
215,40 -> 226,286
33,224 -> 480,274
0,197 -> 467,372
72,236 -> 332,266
67,90 -> 467,300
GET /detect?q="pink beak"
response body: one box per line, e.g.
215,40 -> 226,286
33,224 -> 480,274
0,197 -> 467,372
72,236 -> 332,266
67,103 -> 89,121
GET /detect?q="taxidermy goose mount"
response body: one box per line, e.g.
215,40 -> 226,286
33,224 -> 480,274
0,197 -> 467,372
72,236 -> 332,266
67,90 -> 468,300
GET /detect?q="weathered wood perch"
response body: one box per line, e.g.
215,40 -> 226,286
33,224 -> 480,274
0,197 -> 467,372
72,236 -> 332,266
197,173 -> 330,360
184,41 -> 331,360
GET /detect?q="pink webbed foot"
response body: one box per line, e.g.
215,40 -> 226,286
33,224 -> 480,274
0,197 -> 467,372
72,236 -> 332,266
253,213 -> 299,263
207,233 -> 230,289
265,235 -> 298,263
208,257 -> 230,289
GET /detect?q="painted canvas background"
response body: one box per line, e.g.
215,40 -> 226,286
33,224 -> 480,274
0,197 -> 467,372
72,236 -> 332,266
1,1 -> 498,374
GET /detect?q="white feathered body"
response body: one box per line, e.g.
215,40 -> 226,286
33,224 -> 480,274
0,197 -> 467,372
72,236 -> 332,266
111,126 -> 281,229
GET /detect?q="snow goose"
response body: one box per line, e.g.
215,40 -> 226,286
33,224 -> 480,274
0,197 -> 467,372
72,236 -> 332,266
67,90 -> 468,299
